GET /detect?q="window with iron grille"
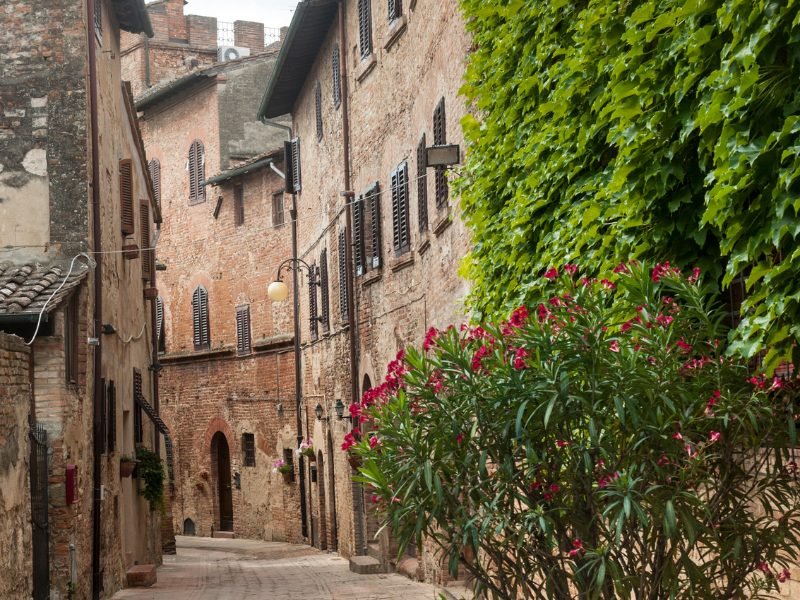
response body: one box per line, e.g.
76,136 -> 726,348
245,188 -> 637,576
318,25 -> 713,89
315,81 -> 323,140
242,433 -> 255,467
140,203 -> 152,280
355,183 -> 382,276
284,138 -> 302,193
338,230 -> 349,320
283,448 -> 295,481
388,0 -> 402,21
358,0 -> 373,59
309,264 -> 319,340
332,45 -> 342,108
391,162 -> 411,255
107,380 -> 116,453
119,159 -> 134,236
148,158 -> 161,209
65,293 -> 79,384
133,368 -> 143,445
156,297 -> 166,354
188,140 -> 206,204
433,97 -> 448,208
272,191 -> 285,226
417,135 -> 428,232
94,0 -> 102,42
234,184 -> 245,226
192,286 -> 210,349
236,305 -> 252,355
320,249 -> 330,333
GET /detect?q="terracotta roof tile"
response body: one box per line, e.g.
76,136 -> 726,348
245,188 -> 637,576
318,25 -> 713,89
0,262 -> 89,315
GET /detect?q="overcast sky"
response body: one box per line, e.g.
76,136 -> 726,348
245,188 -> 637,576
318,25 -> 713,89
167,1 -> 300,28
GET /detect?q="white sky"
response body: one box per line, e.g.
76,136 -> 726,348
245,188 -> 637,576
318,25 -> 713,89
162,1 -> 300,28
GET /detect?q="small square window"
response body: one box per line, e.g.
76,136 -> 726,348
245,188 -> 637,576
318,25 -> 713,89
272,191 -> 285,226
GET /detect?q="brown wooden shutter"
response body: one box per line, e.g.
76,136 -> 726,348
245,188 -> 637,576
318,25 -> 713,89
391,164 -> 410,255
433,98 -> 448,208
368,183 -> 382,269
148,159 -> 161,208
308,264 -> 319,340
291,138 -> 302,193
315,81 -> 323,140
388,0 -> 402,21
189,140 -> 206,203
236,305 -> 251,355
133,368 -> 143,444
193,286 -> 209,349
120,159 -> 134,235
417,134 -> 428,232
353,195 -> 365,276
140,202 -> 152,279
358,0 -> 372,59
332,45 -> 341,108
107,380 -> 116,453
338,230 -> 348,321
320,249 -> 330,333
155,297 -> 164,352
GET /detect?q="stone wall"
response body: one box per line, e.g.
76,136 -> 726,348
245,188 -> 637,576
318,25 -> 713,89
0,333 -> 32,600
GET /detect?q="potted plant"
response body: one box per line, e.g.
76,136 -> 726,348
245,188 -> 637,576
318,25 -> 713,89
341,431 -> 362,468
136,446 -> 165,511
273,458 -> 293,483
298,438 -> 315,461
119,455 -> 137,478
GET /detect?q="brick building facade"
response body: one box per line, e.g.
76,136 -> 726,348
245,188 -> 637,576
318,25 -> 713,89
257,0 -> 472,583
0,1 -> 165,598
129,11 -> 301,541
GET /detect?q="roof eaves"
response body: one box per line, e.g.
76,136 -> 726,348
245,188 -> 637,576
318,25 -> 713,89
112,0 -> 154,37
201,157 -> 274,187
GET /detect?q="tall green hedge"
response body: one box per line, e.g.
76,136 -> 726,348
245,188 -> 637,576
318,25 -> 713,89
459,0 -> 800,369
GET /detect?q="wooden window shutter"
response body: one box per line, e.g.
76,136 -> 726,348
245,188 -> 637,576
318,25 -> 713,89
291,138 -> 302,193
368,183 -> 382,269
433,98 -> 448,208
133,368 -> 143,444
358,0 -> 372,59
236,305 -> 251,355
315,81 -> 323,140
100,377 -> 107,454
388,0 -> 402,21
234,184 -> 244,226
338,230 -> 348,321
391,164 -> 410,255
417,134 -> 428,232
119,159 -> 134,235
189,140 -> 206,203
192,286 -> 210,349
308,264 -> 319,340
353,195 -> 365,276
140,202 -> 152,280
272,192 -> 285,226
106,380 -> 116,453
148,158 -> 161,208
94,0 -> 102,42
156,297 -> 165,353
332,45 -> 342,108
320,249 -> 330,333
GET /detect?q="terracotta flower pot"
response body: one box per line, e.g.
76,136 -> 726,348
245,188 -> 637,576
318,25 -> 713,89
304,452 -> 316,462
281,470 -> 293,483
120,459 -> 137,478
348,454 -> 362,469
143,287 -> 158,299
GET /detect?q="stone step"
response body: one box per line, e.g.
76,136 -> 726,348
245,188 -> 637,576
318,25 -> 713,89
349,555 -> 383,575
439,581 -> 475,600
212,530 -> 235,539
126,564 -> 157,588
366,542 -> 382,561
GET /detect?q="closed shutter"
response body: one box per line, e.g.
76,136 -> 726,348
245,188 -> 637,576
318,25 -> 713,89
353,195 -> 365,276
133,368 -> 143,444
100,378 -> 107,454
338,230 -> 348,321
417,134 -> 428,232
368,183 -> 382,269
236,305 -> 251,355
107,380 -> 116,453
291,138 -> 302,193
120,159 -> 134,235
148,159 -> 161,208
189,140 -> 206,203
358,0 -> 372,59
155,297 -> 164,351
309,264 -> 319,340
192,286 -> 210,349
388,0 -> 402,21
332,45 -> 341,108
320,249 -> 330,333
315,81 -> 323,140
433,98 -> 448,208
140,203 -> 152,280
391,164 -> 410,255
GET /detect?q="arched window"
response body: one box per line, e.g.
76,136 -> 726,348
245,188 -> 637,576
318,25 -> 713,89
188,140 -> 206,204
192,286 -> 210,349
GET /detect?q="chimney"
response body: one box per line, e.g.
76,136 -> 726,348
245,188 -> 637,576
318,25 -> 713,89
233,21 -> 265,53
167,0 -> 188,42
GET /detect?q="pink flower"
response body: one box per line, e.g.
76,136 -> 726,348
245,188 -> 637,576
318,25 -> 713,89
613,262 -> 629,274
597,472 -> 619,489
513,347 -> 528,370
676,339 -> 692,354
423,327 -> 440,351
549,483 -> 560,493
371,494 -> 380,504
778,569 -> 791,582
563,264 -> 578,276
471,345 -> 491,371
657,453 -> 670,467
651,262 -> 677,283
748,375 -> 767,389
687,267 -> 701,284
770,376 -> 784,391
456,433 -> 464,445
609,340 -> 620,353
369,435 -> 379,448
341,432 -> 357,452
508,306 -> 529,329
555,440 -> 570,448
672,431 -> 683,441
568,538 -> 584,558
758,561 -> 771,574
685,444 -> 696,458
600,278 -> 616,290
544,267 -> 558,280
709,431 -> 721,443
621,321 -> 632,333
655,314 -> 674,328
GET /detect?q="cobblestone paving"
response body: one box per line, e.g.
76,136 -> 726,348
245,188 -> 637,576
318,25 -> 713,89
112,536 -> 442,600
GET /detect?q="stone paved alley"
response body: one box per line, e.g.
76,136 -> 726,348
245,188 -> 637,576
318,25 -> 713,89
111,537 -> 442,600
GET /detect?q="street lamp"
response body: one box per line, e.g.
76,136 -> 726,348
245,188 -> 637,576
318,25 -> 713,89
314,403 -> 324,421
334,398 -> 354,423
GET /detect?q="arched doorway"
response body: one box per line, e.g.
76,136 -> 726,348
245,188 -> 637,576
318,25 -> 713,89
317,450 -> 328,550
211,432 -> 233,532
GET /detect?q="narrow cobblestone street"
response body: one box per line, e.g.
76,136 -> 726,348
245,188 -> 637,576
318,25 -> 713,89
111,537 -> 441,599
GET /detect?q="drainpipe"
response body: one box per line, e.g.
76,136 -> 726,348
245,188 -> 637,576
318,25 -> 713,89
259,118 -> 309,541
338,0 -> 366,556
86,0 -> 103,596
143,35 -> 152,88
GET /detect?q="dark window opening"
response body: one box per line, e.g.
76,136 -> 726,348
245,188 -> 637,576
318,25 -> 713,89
283,448 -> 295,482
106,380 -> 116,453
133,368 -> 143,445
358,0 -> 373,59
433,97 -> 448,208
309,264 -> 320,340
417,134 -> 428,232
272,191 -> 285,226
234,184 -> 244,226
315,81 -> 323,140
65,294 -> 79,384
242,433 -> 255,467
355,183 -> 382,277
332,45 -> 342,108
94,0 -> 102,42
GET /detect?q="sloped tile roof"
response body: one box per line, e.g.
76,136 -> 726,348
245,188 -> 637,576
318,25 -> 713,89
0,262 -> 89,315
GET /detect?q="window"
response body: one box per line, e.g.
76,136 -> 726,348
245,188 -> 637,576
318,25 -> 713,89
354,183 -> 382,276
282,448 -> 295,481
236,305 -> 251,355
234,184 -> 244,226
242,433 -> 255,467
338,230 -> 349,321
353,196 -> 365,276
388,0 -> 402,21
320,249 -> 330,333
188,140 -> 206,204
284,138 -> 302,193
148,158 -> 161,209
140,202 -> 152,280
272,191 -> 285,226
133,368 -> 143,445
417,134 -> 428,232
358,0 -> 373,59
433,98 -> 448,208
192,286 -> 210,349
107,380 -> 116,453
156,297 -> 166,354
391,162 -> 411,255
315,81 -> 323,140
65,294 -> 79,384
332,45 -> 342,108
119,159 -> 134,235
94,0 -> 102,42
309,263 -> 319,340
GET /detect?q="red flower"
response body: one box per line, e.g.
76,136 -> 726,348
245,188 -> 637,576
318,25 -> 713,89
555,440 -> 570,448
609,340 -> 620,353
549,483 -> 560,493
341,432 -> 357,452
672,431 -> 683,441
423,326 -> 440,351
657,453 -> 670,467
613,262 -> 629,274
778,568 -> 791,582
471,345 -> 491,371
456,433 -> 464,445
600,278 -> 616,290
508,305 -> 529,328
369,435 -> 380,448
513,347 -> 528,370
371,494 -> 380,504
676,339 -> 692,354
568,538 -> 584,558
687,267 -> 701,283
651,262 -> 677,283
709,431 -> 721,443
597,472 -> 619,489
747,375 -> 767,389
758,561 -> 771,575
655,314 -> 674,328
563,264 -> 578,276
544,267 -> 558,280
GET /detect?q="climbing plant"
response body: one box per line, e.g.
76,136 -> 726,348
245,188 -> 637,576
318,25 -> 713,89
136,446 -> 165,511
458,0 -> 800,371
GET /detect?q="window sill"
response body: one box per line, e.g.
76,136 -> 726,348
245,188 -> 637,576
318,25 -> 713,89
384,15 -> 407,52
390,253 -> 415,273
418,236 -> 431,256
433,211 -> 452,237
355,53 -> 377,83
362,269 -> 383,287
189,197 -> 207,206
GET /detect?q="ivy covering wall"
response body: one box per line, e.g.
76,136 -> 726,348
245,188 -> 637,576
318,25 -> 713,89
459,0 -> 800,369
